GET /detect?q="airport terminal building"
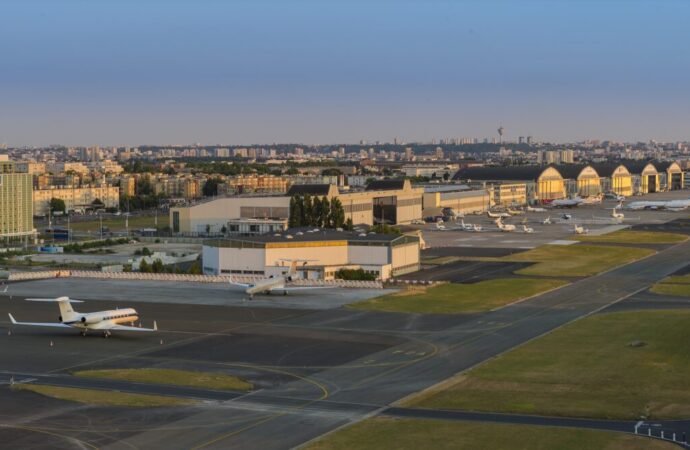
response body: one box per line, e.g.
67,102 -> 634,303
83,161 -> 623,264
202,230 -> 421,281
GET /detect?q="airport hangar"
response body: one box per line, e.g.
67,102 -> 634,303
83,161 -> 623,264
453,160 -> 685,204
201,230 -> 421,281
170,179 -> 494,233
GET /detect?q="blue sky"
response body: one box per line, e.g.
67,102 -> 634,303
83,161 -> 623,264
1,0 -> 689,146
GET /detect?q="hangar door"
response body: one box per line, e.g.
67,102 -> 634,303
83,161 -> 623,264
671,173 -> 683,190
647,175 -> 657,193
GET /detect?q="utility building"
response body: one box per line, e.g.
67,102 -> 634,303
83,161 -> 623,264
202,230 -> 421,280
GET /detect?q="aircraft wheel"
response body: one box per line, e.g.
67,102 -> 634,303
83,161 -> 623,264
283,291 -> 288,296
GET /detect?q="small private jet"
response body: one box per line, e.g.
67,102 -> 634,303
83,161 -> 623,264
526,205 -> 547,213
8,297 -> 157,338
550,197 -> 583,208
494,218 -> 516,232
229,260 -> 331,298
573,224 -> 589,235
624,198 -> 690,211
487,210 -> 511,219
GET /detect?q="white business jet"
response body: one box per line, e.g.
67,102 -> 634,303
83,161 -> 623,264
8,297 -> 157,338
522,225 -> 534,234
573,224 -> 589,235
494,218 -> 516,232
526,205 -> 547,213
229,260 -> 331,299
487,210 -> 510,219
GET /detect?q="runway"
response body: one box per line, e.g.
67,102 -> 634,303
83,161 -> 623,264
2,238 -> 690,449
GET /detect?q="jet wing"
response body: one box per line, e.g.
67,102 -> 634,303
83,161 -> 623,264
228,279 -> 252,288
8,313 -> 72,328
270,286 -> 332,292
93,321 -> 158,332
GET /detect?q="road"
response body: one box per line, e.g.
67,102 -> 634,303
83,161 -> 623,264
98,238 -> 690,449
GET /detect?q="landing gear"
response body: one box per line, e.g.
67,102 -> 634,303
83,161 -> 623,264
80,330 -> 87,337
102,331 -> 111,338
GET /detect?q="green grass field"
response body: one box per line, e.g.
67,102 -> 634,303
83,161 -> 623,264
350,279 -> 568,314
73,368 -> 253,391
505,244 -> 655,277
305,417 -> 674,450
408,310 -> 690,420
65,215 -> 169,232
573,230 -> 687,244
13,384 -> 196,407
650,274 -> 690,297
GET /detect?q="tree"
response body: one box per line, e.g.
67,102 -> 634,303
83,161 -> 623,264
321,168 -> 342,176
303,195 -> 314,226
49,198 -> 66,214
345,217 -> 354,231
320,197 -> 331,228
289,196 -> 299,228
443,172 -> 450,181
92,198 -> 105,208
151,258 -> 164,273
329,198 -> 345,228
138,259 -> 151,273
290,196 -> 304,228
312,197 -> 323,227
202,178 -> 222,197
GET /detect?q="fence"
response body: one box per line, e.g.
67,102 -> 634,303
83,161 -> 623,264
6,270 -> 383,289
634,421 -> 689,448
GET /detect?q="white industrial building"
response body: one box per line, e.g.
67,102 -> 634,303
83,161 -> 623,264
202,230 -> 421,281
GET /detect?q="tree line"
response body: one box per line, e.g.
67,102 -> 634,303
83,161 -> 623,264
288,195 -> 350,229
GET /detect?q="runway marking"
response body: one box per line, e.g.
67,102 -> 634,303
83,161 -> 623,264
0,423 -> 99,450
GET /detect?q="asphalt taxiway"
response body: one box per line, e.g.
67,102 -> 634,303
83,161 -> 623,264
2,236 -> 689,449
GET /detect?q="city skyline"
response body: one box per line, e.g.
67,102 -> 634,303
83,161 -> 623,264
2,0 -> 690,146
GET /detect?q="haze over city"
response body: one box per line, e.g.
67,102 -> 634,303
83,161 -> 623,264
2,0 -> 690,146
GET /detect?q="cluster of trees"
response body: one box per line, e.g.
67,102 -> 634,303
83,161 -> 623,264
62,238 -> 130,253
334,268 -> 377,281
202,177 -> 223,197
369,224 -> 402,235
49,198 -> 66,214
136,259 -> 202,275
288,195 -> 348,229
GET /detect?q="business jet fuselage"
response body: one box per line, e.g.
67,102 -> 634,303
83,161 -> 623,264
8,297 -> 157,337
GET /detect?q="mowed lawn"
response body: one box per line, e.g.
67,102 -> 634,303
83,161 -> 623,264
306,417 -> 675,450
504,244 -> 654,277
13,384 -> 196,407
408,310 -> 690,420
350,279 -> 568,314
573,230 -> 687,244
67,214 -> 169,232
73,368 -> 253,391
650,274 -> 690,297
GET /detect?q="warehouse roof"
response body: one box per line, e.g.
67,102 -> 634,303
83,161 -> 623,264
204,229 -> 419,247
453,165 -> 550,181
622,160 -> 658,175
590,163 -> 628,177
366,179 -> 407,191
287,184 -> 333,196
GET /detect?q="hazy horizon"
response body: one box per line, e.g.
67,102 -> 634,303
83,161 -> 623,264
2,0 -> 689,147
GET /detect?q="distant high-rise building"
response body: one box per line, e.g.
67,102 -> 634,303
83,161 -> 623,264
526,136 -> 533,145
518,136 -> 525,144
560,149 -> 574,164
0,160 -> 35,243
435,147 -> 444,160
405,147 -> 414,161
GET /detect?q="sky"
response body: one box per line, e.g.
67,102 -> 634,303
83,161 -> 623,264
1,0 -> 689,147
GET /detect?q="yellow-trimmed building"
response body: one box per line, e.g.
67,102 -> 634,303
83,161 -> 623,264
593,164 -> 633,197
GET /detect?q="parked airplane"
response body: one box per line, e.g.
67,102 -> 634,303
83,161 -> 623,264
472,224 -> 484,232
561,213 -> 573,220
494,218 -> 516,232
573,224 -> 588,235
507,208 -> 524,216
8,297 -> 157,337
526,205 -> 547,213
435,222 -> 448,231
542,216 -> 552,225
459,219 -> 475,231
522,225 -> 534,234
550,197 -> 583,208
229,260 -> 331,298
624,198 -> 690,211
487,210 -> 510,219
